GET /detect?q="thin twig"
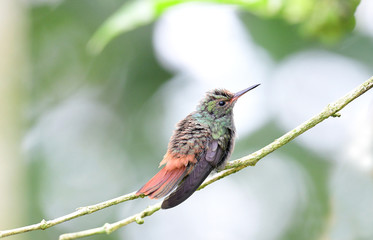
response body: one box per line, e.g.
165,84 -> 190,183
1,76 -> 372,239
57,76 -> 373,240
59,203 -> 162,240
0,191 -> 140,238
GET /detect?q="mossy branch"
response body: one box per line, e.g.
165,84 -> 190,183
1,76 -> 372,239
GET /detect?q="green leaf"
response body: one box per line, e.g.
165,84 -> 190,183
87,0 -> 156,55
89,0 -> 361,54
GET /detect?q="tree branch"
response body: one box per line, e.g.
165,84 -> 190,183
1,76 -> 372,239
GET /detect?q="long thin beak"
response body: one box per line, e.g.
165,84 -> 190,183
232,84 -> 260,101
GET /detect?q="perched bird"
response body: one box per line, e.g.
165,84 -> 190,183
136,84 -> 260,209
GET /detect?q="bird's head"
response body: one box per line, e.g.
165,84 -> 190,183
197,84 -> 260,119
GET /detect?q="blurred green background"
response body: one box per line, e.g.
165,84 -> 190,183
1,0 -> 373,239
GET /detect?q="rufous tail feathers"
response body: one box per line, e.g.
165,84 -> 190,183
136,167 -> 186,199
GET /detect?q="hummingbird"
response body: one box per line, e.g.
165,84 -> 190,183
136,84 -> 260,209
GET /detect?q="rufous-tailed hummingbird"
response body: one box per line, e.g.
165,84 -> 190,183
137,84 -> 260,209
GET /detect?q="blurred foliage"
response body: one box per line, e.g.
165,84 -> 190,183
89,0 -> 360,53
28,1 -> 170,239
20,0 -> 373,239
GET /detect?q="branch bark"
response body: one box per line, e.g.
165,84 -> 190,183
1,76 -> 372,239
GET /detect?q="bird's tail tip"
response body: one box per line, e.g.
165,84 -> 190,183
137,167 -> 186,199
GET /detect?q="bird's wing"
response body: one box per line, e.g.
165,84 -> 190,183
161,139 -> 225,209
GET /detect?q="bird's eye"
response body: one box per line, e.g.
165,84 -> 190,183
218,101 -> 226,106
